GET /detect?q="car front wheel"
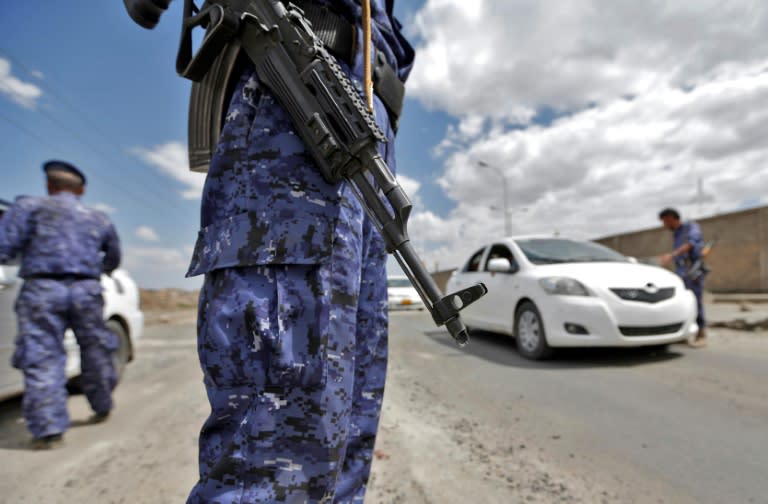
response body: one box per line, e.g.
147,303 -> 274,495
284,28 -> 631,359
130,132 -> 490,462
515,301 -> 553,360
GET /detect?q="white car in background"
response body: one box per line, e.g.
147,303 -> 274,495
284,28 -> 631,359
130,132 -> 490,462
447,236 -> 698,359
387,276 -> 425,311
0,198 -> 144,400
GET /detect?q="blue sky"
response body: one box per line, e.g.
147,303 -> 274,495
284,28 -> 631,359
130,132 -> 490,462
0,2 -> 201,287
3,1 -> 768,288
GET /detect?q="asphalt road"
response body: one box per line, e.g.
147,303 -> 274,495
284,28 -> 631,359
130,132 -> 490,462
372,311 -> 768,504
0,311 -> 765,503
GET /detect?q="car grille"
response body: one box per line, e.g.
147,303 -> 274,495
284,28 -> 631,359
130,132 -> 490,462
619,323 -> 684,337
610,287 -> 675,303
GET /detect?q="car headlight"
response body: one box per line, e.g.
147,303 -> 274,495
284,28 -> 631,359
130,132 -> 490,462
539,277 -> 591,296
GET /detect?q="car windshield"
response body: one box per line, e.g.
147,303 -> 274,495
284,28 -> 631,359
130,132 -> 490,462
516,238 -> 627,265
387,278 -> 411,288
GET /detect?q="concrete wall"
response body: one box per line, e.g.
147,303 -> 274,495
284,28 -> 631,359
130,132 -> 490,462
596,206 -> 768,292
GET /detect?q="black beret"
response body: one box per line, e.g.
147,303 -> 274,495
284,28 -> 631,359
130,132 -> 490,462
43,160 -> 87,186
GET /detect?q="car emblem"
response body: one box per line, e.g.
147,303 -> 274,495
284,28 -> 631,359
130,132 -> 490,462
644,283 -> 659,294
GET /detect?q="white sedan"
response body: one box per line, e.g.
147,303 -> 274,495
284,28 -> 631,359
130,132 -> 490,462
0,198 -> 144,400
387,276 -> 425,311
447,237 -> 698,359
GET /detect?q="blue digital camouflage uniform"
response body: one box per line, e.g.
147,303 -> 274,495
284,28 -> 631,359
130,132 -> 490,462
0,192 -> 121,439
674,221 -> 705,328
185,1 -> 413,502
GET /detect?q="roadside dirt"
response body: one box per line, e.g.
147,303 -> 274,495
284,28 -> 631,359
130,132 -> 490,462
709,317 -> 768,331
366,357 -> 619,504
0,321 -> 205,503
139,288 -> 199,312
139,290 -> 199,327
143,309 -> 198,327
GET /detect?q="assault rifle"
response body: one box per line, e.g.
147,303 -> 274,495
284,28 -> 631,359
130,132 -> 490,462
687,238 -> 717,282
173,0 -> 487,345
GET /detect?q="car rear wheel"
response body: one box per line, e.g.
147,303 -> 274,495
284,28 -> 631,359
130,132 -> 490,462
107,320 -> 131,383
515,301 -> 553,360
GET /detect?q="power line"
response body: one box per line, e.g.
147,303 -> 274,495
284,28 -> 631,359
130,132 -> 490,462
0,111 -> 63,152
13,104 -> 169,211
0,48 -> 193,212
0,110 -> 171,213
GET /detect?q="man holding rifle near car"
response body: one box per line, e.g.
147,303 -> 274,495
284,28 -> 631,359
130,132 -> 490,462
659,207 -> 708,348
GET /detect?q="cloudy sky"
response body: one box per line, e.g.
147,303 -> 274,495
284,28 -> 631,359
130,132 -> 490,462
1,1 -> 767,287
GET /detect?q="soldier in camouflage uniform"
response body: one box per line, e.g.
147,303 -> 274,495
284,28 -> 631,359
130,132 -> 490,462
0,161 -> 121,448
123,0 -> 413,501
659,208 -> 707,347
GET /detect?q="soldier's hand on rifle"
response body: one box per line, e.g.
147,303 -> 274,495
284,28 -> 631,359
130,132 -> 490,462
123,0 -> 171,29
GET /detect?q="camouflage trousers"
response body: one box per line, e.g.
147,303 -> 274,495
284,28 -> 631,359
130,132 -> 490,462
13,278 -> 117,439
683,276 -> 705,328
188,204 -> 389,503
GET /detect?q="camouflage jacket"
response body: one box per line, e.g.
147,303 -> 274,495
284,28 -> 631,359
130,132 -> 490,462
0,192 -> 121,278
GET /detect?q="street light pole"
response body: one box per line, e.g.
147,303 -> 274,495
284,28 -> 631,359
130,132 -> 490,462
477,160 -> 511,236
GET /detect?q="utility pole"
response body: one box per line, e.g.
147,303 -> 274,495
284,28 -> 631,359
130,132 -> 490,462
692,177 -> 715,218
477,160 -> 511,236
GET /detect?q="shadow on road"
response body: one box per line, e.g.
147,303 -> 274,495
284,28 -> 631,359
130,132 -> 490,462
0,396 -> 34,450
0,393 -> 104,450
424,328 -> 684,369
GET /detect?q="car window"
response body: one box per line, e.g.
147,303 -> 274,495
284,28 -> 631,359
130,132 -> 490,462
387,278 -> 411,288
463,248 -> 486,272
484,244 -> 517,271
516,238 -> 627,264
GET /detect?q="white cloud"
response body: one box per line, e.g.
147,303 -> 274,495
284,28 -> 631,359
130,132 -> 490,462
0,58 -> 42,109
132,141 -> 205,200
397,174 -> 421,197
412,66 -> 768,268
135,225 -> 160,242
408,0 -> 768,122
122,246 -> 202,290
91,202 -> 117,215
434,116 -> 490,157
400,0 -> 768,272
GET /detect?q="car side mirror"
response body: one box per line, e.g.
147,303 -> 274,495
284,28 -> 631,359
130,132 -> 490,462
626,256 -> 638,264
488,258 -> 518,273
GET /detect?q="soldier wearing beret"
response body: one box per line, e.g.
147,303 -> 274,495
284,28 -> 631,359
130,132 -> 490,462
0,161 -> 122,448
